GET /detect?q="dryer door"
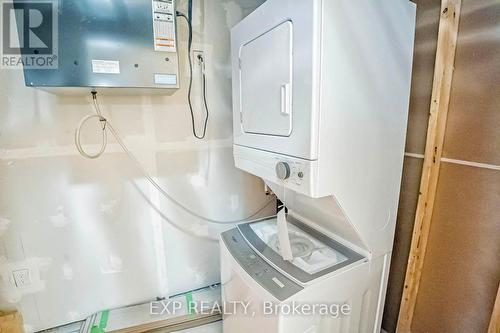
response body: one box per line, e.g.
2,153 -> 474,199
240,21 -> 293,137
231,0 -> 320,160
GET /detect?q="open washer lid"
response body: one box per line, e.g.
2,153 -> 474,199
238,215 -> 364,284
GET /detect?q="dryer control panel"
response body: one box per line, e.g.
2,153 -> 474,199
234,145 -> 317,197
275,161 -> 306,185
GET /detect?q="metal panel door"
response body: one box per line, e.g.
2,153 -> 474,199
239,21 -> 293,137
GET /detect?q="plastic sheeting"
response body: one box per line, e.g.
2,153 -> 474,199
0,0 -> 271,331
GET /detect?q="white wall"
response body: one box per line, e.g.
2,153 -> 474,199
0,0 -> 270,331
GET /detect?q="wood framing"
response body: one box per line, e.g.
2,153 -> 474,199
488,284 -> 500,333
396,0 -> 462,332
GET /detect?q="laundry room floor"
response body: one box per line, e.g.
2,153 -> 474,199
173,321 -> 222,333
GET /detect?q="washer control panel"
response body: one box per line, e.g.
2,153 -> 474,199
221,228 -> 303,301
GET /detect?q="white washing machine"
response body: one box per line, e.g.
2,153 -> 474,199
222,0 -> 416,332
220,215 -> 390,333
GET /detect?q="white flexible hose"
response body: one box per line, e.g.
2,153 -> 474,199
74,114 -> 107,159
74,94 -> 275,225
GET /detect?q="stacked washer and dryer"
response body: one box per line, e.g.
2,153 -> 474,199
220,0 -> 416,332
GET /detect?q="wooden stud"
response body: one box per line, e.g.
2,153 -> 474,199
488,284 -> 500,333
396,0 -> 462,332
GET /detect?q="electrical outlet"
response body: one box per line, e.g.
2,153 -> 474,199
193,50 -> 204,72
12,269 -> 31,288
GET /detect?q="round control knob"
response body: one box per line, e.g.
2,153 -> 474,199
275,162 -> 291,180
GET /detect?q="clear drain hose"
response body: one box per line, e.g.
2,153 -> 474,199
75,93 -> 275,225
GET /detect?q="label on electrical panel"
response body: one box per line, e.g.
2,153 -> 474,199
154,73 -> 177,85
152,0 -> 177,52
92,60 -> 120,74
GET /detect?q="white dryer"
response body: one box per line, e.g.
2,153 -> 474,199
222,0 -> 416,332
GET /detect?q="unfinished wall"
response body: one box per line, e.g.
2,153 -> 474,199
382,0 -> 441,331
0,0 -> 270,331
383,0 -> 500,332
411,0 -> 500,332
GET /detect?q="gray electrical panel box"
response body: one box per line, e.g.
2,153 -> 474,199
13,0 -> 179,93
